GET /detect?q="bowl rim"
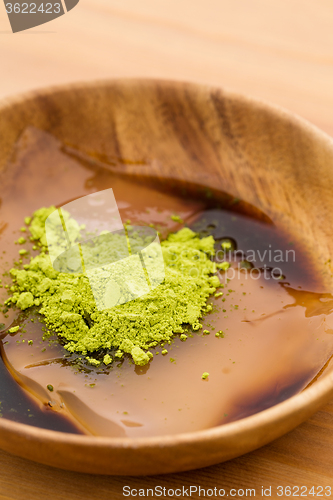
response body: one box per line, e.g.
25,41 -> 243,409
1,77 -> 333,452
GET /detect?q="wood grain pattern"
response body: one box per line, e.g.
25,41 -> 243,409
1,0 -> 333,496
1,0 -> 333,135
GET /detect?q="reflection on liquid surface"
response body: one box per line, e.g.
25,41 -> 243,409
1,126 -> 333,437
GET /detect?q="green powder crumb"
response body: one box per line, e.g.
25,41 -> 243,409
221,241 -> 232,251
131,346 -> 150,366
28,340 -> 33,345
8,326 -> 19,333
86,357 -> 101,367
215,292 -> 223,298
103,354 -> 112,365
19,249 -> 28,256
20,227 -> 26,233
24,217 -> 32,225
171,214 -> 184,223
47,384 -> 54,392
202,372 -> 209,380
16,292 -> 34,310
209,276 -> 220,288
217,262 -> 230,271
179,334 -> 187,341
203,329 -> 210,335
17,237 -> 26,245
6,207 -> 223,367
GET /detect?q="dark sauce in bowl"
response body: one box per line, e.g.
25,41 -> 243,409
1,126 -> 333,437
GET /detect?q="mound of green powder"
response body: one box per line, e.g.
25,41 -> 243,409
6,207 -> 223,366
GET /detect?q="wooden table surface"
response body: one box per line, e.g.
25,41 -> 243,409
1,1 -> 333,497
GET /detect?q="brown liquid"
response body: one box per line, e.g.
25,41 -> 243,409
1,126 -> 333,437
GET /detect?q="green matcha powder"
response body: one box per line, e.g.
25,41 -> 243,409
5,207 -> 227,367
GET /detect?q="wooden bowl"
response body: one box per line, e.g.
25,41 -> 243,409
0,79 -> 333,475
